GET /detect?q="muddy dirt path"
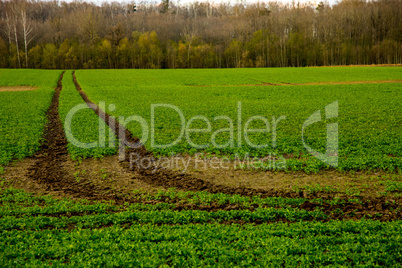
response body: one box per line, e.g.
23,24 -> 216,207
27,72 -> 133,204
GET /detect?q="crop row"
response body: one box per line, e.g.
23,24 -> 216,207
131,188 -> 374,208
0,189 -> 327,227
0,206 -> 329,231
0,201 -> 118,218
1,188 -> 375,218
1,219 -> 400,267
133,188 -> 308,207
5,187 -> 395,222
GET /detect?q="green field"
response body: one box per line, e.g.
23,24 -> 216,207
1,188 -> 401,267
0,69 -> 62,166
0,67 -> 401,266
75,67 -> 402,172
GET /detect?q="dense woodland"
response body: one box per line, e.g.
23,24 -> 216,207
0,0 -> 401,69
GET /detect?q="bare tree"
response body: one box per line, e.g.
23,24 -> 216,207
4,12 -> 13,52
0,0 -> 401,68
8,4 -> 21,68
20,7 -> 34,67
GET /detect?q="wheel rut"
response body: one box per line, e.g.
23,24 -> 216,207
27,72 -> 129,203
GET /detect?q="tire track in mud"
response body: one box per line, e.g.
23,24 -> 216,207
28,72 -> 130,203
71,72 -> 401,221
72,71 -> 153,161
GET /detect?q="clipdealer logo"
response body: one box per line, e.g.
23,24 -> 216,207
302,101 -> 339,168
64,101 -> 339,169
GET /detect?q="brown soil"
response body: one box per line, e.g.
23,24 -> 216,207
0,86 -> 38,92
73,155 -> 164,196
190,79 -> 402,87
282,79 -> 402,86
177,159 -> 399,198
311,64 -> 402,68
3,158 -> 52,195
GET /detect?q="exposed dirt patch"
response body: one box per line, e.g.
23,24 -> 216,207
0,86 -> 38,92
177,160 -> 400,198
2,155 -> 161,202
313,64 -> 402,68
189,79 -> 402,87
285,79 -> 402,86
2,158 -> 52,195
74,155 -> 164,196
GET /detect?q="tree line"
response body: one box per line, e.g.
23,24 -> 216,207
0,0 -> 401,69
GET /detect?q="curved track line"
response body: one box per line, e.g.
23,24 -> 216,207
71,71 -> 401,221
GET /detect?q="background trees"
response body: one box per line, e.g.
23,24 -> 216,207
0,0 -> 401,69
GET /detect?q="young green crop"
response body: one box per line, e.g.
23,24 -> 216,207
74,67 -> 402,87
0,188 -> 400,267
0,69 -> 62,166
75,67 -> 402,172
132,188 -> 311,208
1,219 -> 400,267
